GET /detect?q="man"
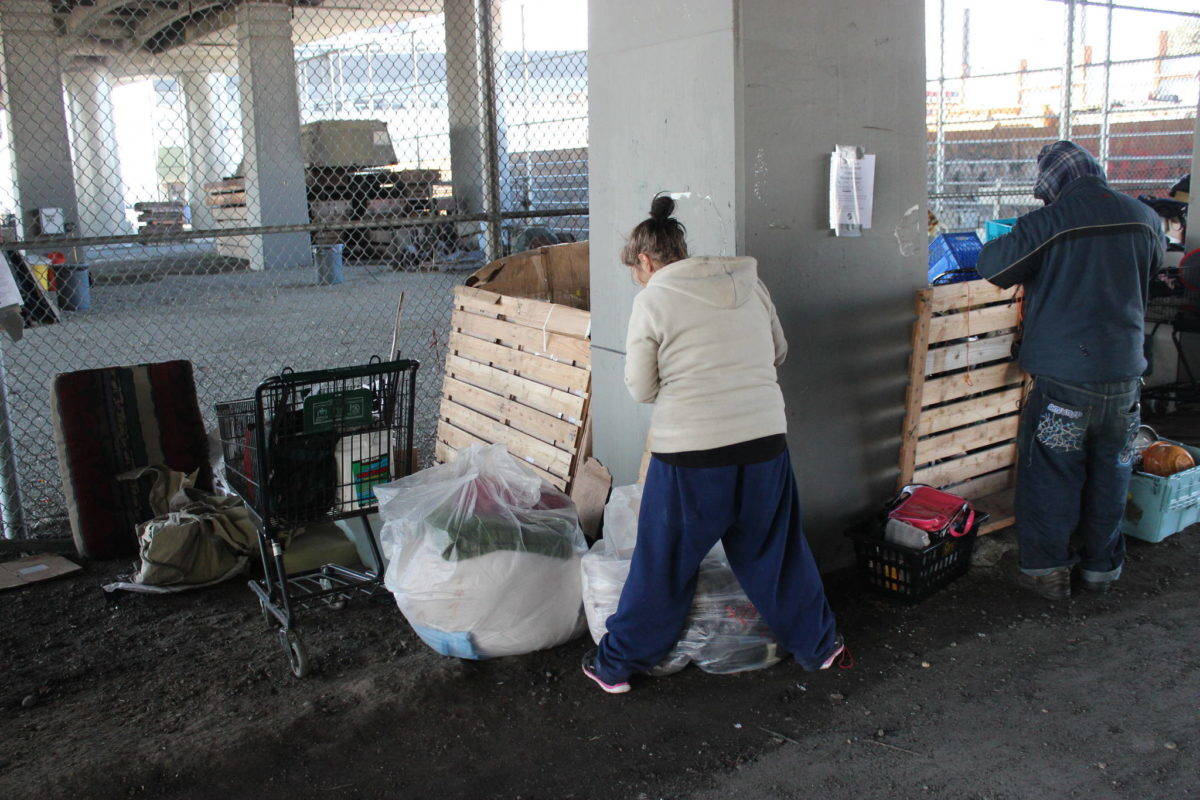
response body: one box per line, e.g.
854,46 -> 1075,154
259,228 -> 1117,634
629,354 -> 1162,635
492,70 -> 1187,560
976,141 -> 1165,600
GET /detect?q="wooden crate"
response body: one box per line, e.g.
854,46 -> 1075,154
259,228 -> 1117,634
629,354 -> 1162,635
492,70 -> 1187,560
898,281 -> 1027,534
435,285 -> 591,492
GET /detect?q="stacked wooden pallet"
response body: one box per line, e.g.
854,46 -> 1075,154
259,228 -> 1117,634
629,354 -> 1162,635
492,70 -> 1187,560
134,201 -> 187,235
898,280 -> 1026,534
204,178 -> 250,260
435,285 -> 591,492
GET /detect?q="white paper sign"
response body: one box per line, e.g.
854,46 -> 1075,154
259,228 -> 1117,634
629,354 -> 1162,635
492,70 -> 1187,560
829,146 -> 875,237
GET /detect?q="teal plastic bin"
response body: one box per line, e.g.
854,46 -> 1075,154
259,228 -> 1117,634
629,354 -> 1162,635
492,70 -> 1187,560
1122,442 -> 1200,543
984,218 -> 1016,241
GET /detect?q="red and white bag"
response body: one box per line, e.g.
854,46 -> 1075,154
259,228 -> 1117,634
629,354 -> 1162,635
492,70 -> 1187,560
884,485 -> 975,549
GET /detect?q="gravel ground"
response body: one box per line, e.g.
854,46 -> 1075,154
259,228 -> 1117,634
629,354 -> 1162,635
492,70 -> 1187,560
1,526 -> 1196,799
2,253 -> 463,537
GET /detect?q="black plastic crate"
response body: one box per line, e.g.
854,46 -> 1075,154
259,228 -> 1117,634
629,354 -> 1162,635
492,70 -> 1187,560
845,513 -> 988,603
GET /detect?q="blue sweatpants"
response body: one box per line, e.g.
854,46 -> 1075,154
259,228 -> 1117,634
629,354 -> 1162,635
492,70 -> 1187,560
594,450 -> 839,683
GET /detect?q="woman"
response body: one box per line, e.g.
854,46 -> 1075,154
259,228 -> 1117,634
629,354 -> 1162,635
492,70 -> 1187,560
581,195 -> 843,694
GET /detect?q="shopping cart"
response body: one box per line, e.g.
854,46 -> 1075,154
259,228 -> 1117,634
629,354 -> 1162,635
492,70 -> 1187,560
1144,249 -> 1200,413
215,357 -> 418,677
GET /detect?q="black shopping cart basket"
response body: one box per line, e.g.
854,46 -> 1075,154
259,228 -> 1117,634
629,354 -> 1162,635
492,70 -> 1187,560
215,357 -> 418,677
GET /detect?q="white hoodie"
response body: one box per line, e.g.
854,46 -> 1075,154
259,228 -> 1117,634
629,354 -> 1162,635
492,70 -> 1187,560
625,256 -> 788,453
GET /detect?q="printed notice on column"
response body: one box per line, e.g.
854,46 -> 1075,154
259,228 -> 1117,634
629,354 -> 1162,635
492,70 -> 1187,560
829,145 -> 875,237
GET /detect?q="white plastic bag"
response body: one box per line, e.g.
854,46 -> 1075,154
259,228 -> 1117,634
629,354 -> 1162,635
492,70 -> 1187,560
375,444 -> 586,659
581,484 -> 781,675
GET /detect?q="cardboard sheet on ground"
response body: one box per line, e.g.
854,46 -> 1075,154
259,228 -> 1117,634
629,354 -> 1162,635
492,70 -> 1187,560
0,554 -> 81,590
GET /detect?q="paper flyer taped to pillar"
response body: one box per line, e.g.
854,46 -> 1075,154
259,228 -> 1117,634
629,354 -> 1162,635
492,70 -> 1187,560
829,146 -> 875,236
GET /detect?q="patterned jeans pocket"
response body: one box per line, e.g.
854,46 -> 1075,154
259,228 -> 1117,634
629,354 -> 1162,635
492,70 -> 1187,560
1117,406 -> 1142,466
1035,401 -> 1088,454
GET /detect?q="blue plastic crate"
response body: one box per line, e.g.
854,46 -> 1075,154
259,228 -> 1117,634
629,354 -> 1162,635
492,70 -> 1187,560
984,218 -> 1017,241
928,232 -> 983,285
1122,442 -> 1200,543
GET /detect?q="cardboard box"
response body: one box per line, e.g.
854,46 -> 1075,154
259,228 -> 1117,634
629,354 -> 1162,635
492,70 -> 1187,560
465,241 -> 589,311
336,430 -> 391,510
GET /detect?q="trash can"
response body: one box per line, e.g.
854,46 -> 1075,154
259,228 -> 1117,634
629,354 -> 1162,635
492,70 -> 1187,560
313,243 -> 345,286
55,265 -> 91,311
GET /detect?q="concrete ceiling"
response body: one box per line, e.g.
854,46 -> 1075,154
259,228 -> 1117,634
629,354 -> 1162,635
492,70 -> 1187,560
56,0 -> 441,77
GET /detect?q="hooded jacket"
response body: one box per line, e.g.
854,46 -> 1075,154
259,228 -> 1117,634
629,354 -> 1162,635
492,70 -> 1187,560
976,142 -> 1164,382
625,256 -> 788,453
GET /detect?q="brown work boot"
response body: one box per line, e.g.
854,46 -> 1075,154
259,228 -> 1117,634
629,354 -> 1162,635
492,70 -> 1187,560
1017,569 -> 1071,600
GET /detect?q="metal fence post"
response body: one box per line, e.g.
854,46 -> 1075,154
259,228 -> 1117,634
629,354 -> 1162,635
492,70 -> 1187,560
1060,0 -> 1076,141
479,0 -> 504,262
1099,0 -> 1114,171
0,346 -> 26,540
934,0 -> 947,199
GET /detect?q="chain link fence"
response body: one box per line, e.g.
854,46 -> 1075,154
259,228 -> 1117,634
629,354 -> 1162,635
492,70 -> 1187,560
0,0 -> 587,539
927,0 -> 1199,233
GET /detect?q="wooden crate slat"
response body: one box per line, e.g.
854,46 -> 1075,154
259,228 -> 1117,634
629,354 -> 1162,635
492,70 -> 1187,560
897,290 -> 934,486
928,303 -> 1021,344
445,354 -> 585,420
921,362 -> 1024,406
439,398 -> 573,478
442,376 -> 579,448
454,285 -> 591,339
945,470 -> 1015,503
437,428 -> 566,490
448,332 -> 590,394
973,487 -> 1017,534
912,442 -> 1017,487
917,386 -> 1024,437
926,333 -> 1017,376
916,414 -> 1020,465
928,281 -> 1019,314
452,309 -> 591,366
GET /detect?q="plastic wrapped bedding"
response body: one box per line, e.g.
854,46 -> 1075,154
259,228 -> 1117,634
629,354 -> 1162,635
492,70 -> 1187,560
375,444 -> 586,659
581,484 -> 781,676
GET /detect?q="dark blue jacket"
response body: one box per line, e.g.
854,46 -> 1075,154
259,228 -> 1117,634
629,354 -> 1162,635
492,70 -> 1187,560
976,176 -> 1164,382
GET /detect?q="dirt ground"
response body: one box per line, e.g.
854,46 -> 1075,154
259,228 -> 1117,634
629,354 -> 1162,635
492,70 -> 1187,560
1,526 -> 1196,800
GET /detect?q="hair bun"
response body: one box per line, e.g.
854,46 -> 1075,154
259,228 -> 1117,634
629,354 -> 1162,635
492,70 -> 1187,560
649,194 -> 675,221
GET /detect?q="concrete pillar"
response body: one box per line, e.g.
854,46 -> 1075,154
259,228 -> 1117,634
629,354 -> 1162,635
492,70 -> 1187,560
0,1 -> 78,238
443,0 -> 511,257
589,0 -> 929,562
236,2 -> 310,270
64,64 -> 131,238
178,71 -> 229,232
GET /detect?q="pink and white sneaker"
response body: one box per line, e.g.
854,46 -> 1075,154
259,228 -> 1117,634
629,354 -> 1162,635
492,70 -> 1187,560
820,635 -> 848,670
581,648 -> 631,694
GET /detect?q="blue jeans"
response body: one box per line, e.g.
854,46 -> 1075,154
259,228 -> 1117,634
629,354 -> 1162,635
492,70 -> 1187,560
593,450 -> 839,683
1015,376 -> 1140,582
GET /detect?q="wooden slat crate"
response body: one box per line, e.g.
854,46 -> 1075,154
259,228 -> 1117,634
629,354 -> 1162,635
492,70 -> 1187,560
435,285 -> 591,492
898,281 -> 1027,535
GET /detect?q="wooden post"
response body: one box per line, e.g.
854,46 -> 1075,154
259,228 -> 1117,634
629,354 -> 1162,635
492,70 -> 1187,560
897,289 -> 933,489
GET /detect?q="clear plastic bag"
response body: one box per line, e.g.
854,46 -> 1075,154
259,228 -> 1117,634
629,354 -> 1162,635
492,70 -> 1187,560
580,484 -> 781,676
375,444 -> 587,659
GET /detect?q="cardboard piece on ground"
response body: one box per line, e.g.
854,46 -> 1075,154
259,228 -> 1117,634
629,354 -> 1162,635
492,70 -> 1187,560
0,554 -> 81,590
465,241 -> 589,310
570,457 -> 612,540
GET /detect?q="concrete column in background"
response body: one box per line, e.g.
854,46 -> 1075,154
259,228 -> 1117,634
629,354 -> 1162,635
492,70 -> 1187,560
236,2 -> 311,270
64,63 -> 132,238
589,0 -> 929,565
0,0 -> 79,237
443,0 -> 512,257
178,71 -> 230,233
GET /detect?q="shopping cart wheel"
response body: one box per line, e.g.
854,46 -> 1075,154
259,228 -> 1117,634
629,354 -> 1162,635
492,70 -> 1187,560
278,628 -> 309,678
